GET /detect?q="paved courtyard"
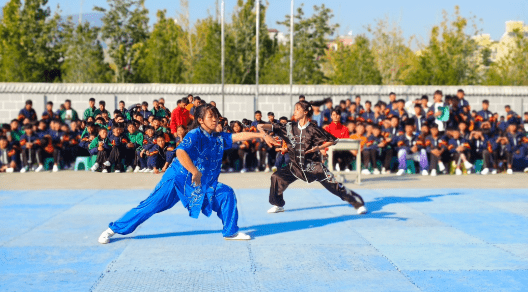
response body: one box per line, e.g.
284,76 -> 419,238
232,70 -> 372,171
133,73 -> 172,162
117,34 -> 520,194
1,172 -> 528,291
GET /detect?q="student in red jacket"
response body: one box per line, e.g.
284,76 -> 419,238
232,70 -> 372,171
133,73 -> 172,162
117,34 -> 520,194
324,108 -> 353,171
170,99 -> 190,133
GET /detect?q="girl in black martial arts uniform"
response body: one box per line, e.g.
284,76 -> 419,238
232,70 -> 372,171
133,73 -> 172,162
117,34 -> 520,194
257,100 -> 368,215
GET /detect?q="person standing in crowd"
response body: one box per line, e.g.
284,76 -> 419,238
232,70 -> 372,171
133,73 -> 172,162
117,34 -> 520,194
60,99 -> 78,125
189,96 -> 201,118
251,111 -> 264,127
427,90 -> 447,135
94,100 -> 108,117
18,100 -> 37,122
118,100 -> 131,121
42,101 -> 59,123
170,99 -> 191,133
84,98 -> 97,120
324,108 -> 352,172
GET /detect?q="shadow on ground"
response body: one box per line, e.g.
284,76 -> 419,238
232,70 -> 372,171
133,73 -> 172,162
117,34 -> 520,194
111,192 -> 461,243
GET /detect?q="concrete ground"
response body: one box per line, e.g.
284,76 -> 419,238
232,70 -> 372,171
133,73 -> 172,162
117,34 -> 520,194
1,171 -> 528,291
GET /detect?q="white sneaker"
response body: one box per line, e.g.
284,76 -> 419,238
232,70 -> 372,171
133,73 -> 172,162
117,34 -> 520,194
20,167 -> 28,173
267,205 -> 285,213
372,169 -> 380,175
224,232 -> 251,241
271,166 -> 277,172
115,170 -> 121,173
240,168 -> 247,173
356,206 -> 368,215
507,169 -> 513,175
481,168 -> 489,175
335,164 -> 341,172
264,167 -> 270,173
52,165 -> 59,172
422,170 -> 429,176
91,163 -> 99,172
396,169 -> 405,176
126,166 -> 133,173
430,169 -> 437,176
361,169 -> 371,175
524,167 -> 528,173
102,169 -> 108,173
455,168 -> 462,175
6,167 -> 14,173
467,170 -> 471,175
228,168 -> 235,173
98,228 -> 115,244
438,162 -> 446,172
491,169 -> 498,175
254,168 -> 260,173
464,161 -> 473,170
103,161 -> 111,167
345,168 -> 351,173
134,166 -> 141,173
35,165 -> 44,172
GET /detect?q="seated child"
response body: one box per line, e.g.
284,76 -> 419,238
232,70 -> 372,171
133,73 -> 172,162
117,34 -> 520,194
19,124 -> 40,172
0,135 -> 18,172
363,124 -> 393,175
146,134 -> 176,174
89,127 -> 113,173
447,128 -> 473,175
396,120 -> 429,176
425,124 -> 449,176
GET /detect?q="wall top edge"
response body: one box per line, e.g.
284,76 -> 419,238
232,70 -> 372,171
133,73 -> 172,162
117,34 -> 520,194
0,83 -> 527,95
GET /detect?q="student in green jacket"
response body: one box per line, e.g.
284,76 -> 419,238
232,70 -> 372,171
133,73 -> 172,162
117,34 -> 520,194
83,98 -> 97,120
125,121 -> 144,172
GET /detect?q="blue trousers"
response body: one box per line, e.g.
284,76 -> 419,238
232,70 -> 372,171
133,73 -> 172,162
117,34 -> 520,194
108,178 -> 240,237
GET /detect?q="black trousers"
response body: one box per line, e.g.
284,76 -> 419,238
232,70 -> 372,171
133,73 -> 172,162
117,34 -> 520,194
333,151 -> 353,170
269,165 -> 365,209
108,146 -> 125,171
36,148 -> 60,165
494,150 -> 513,168
22,148 -> 37,167
362,148 -> 393,170
95,149 -> 111,170
428,151 -> 451,171
124,147 -> 136,168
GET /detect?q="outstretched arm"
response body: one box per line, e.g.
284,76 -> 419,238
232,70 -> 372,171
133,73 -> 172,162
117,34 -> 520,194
232,132 -> 279,147
305,141 -> 335,154
176,149 -> 201,186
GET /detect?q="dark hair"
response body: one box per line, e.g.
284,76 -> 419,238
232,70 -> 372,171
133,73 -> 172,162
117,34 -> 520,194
255,111 -> 262,115
99,100 -> 106,106
119,100 -> 125,104
194,96 -> 201,101
365,100 -> 372,105
65,99 -> 71,103
295,100 -> 314,118
421,95 -> 429,101
505,105 -> 511,109
89,98 -> 96,102
113,110 -> 121,115
434,90 -> 443,96
299,95 -> 305,100
153,99 -> 158,103
458,89 -> 465,94
189,104 -> 221,130
389,92 -> 396,96
181,98 -> 189,105
279,116 -> 288,122
25,99 -> 32,105
331,108 -> 341,117
187,94 -> 193,98
142,101 -> 148,107
47,101 -> 53,105
176,99 -> 181,104
268,112 -> 275,116
483,99 -> 489,105
231,121 -> 244,133
414,104 -> 422,109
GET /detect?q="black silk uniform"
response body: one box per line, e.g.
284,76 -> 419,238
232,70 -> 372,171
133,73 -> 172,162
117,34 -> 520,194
269,122 -> 365,209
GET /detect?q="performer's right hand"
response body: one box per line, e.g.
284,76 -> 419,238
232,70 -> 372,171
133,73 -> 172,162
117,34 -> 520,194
192,171 -> 202,187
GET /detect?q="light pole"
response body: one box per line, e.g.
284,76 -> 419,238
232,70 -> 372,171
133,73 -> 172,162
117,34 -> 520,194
255,0 -> 260,113
221,0 -> 225,116
290,0 -> 294,113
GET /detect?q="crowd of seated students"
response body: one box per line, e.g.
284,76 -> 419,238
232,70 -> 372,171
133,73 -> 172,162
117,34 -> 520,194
320,90 -> 528,176
1,90 -> 527,176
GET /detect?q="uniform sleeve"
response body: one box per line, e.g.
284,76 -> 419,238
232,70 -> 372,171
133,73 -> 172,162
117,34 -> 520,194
271,122 -> 287,140
310,125 -> 337,146
219,132 -> 233,150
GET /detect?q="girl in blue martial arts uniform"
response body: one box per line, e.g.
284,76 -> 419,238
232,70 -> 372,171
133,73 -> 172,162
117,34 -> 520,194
98,104 -> 279,243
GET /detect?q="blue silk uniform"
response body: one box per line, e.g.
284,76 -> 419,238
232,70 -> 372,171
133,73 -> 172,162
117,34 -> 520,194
109,127 -> 239,237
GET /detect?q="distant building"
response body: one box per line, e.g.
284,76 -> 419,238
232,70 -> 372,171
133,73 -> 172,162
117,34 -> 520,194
473,21 -> 528,63
327,36 -> 355,50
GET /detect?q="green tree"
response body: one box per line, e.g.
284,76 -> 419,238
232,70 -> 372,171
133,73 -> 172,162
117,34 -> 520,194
403,6 -> 481,85
61,18 -> 112,83
271,4 -> 338,85
367,16 -> 414,85
137,10 -> 184,83
327,36 -> 382,85
0,0 -> 62,82
94,0 -> 149,83
484,29 -> 528,86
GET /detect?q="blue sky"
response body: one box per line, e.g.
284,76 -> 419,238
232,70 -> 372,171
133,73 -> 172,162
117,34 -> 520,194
2,0 -> 527,43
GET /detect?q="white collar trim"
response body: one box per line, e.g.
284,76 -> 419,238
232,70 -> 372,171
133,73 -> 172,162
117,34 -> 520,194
297,121 -> 309,130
